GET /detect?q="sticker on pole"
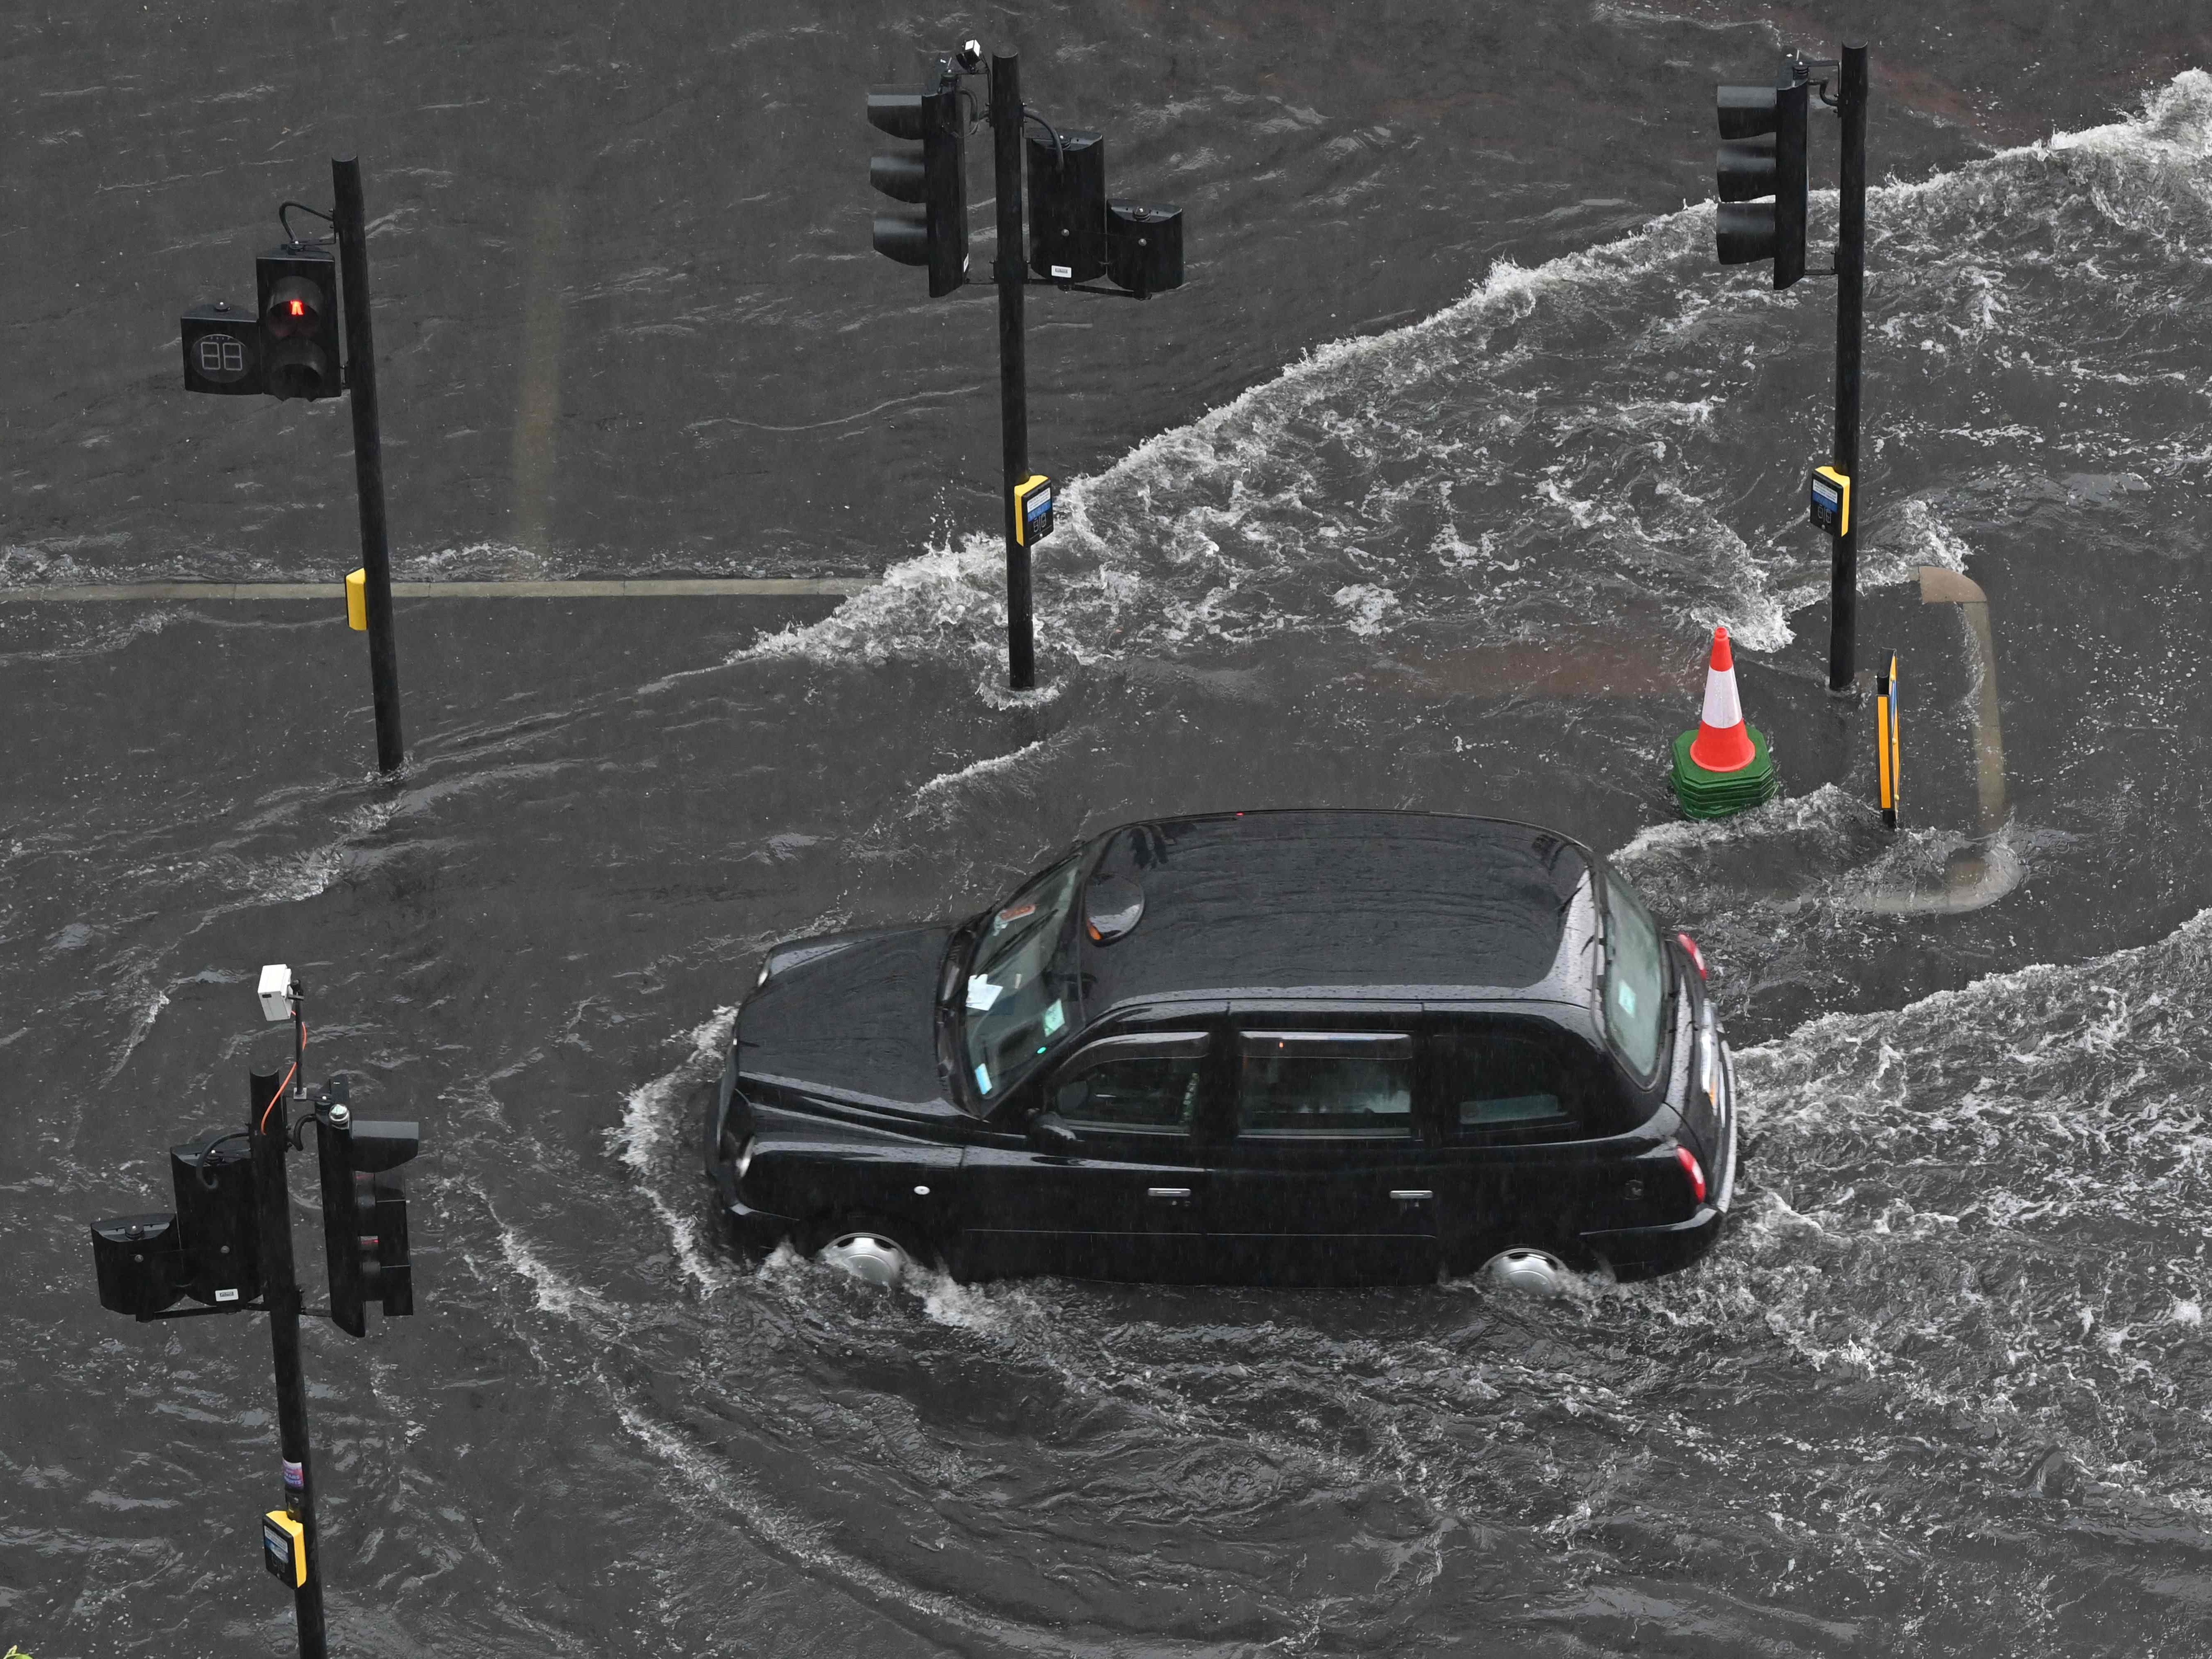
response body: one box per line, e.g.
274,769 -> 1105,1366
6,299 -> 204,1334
1013,474 -> 1055,548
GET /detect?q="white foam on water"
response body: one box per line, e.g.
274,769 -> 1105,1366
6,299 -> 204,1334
905,739 -> 1052,815
488,1217 -> 1109,1650
101,984 -> 172,1085
1633,909 -> 2212,1514
735,216 -> 1737,678
609,1006 -> 740,1295
1331,583 -> 1401,636
607,1399 -> 1090,1650
0,604 -> 186,667
611,1007 -> 736,1178
1612,781 -> 1872,873
706,78 -> 2212,697
493,1221 -> 617,1324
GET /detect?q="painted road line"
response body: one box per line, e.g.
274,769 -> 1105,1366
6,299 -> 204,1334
0,578 -> 876,602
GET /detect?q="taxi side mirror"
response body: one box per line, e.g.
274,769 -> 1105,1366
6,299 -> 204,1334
1029,1112 -> 1081,1153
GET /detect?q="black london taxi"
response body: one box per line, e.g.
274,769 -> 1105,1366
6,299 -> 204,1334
705,810 -> 1737,1291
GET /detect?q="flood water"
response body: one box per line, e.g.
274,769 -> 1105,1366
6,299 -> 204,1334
6,2 -> 2212,1654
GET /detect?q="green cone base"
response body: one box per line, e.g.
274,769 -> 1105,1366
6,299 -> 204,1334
1671,726 -> 1781,820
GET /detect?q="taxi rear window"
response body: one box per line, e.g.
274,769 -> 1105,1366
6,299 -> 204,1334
1600,868 -> 1669,1080
1431,1018 -> 1629,1140
1237,1032 -> 1413,1138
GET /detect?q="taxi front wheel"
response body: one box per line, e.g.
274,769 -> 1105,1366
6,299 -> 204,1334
808,1214 -> 935,1289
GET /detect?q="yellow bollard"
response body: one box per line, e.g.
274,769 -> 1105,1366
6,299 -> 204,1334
1876,650 -> 1900,830
345,569 -> 367,631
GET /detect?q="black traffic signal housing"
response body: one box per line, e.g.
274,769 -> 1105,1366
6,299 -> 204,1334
1105,202 -> 1184,299
1027,129 -> 1107,284
1715,73 -> 1808,289
315,1094 -> 419,1337
868,71 -> 968,297
169,1133 -> 262,1305
90,1213 -> 186,1318
181,301 -> 264,396
88,1128 -> 262,1318
256,244 -> 343,399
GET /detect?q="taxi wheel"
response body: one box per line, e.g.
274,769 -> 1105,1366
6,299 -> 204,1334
1479,1245 -> 1575,1296
809,1214 -> 934,1289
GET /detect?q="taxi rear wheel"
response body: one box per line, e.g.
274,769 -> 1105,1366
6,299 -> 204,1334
809,1214 -> 934,1289
1478,1245 -> 1579,1296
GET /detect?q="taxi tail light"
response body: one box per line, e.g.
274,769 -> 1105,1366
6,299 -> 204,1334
1677,932 -> 1708,980
1675,1145 -> 1707,1207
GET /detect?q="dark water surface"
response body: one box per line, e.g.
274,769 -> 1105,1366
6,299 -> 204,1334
7,2 -> 2212,1654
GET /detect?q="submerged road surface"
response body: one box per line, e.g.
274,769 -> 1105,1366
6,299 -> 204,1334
6,2 -> 2212,1654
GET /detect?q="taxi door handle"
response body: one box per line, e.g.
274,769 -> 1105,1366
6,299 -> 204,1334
1147,1187 -> 1193,1201
1390,1189 -> 1434,1203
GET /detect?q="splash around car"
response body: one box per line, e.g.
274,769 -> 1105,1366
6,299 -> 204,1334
705,809 -> 1737,1291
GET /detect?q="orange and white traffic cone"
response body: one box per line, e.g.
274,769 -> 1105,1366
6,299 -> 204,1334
1690,626 -> 1757,773
1671,625 -> 1780,818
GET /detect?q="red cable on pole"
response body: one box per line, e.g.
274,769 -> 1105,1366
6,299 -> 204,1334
259,1026 -> 306,1132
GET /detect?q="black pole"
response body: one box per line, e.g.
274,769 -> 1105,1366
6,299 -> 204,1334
990,50 -> 1034,692
332,157 -> 405,771
250,1067 -> 327,1659
1828,44 -> 1868,694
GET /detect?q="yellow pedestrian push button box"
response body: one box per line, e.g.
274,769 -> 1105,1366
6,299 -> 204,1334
1013,475 -> 1055,548
1809,465 -> 1851,536
263,1509 -> 307,1588
345,568 -> 368,631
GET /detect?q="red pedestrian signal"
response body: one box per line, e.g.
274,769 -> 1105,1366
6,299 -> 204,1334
256,244 -> 343,399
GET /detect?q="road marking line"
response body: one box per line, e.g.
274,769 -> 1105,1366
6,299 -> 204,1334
0,579 -> 875,601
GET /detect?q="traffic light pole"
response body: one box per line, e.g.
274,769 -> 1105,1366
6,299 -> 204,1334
990,51 -> 1035,692
1827,45 -> 1868,694
250,1065 -> 327,1659
332,157 -> 405,772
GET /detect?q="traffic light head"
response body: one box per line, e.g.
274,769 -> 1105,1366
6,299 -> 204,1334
868,78 -> 968,297
169,1134 -> 261,1306
88,1126 -> 263,1318
181,301 -> 263,396
255,245 -> 342,399
1106,202 -> 1183,298
1026,129 -> 1106,283
1713,76 -> 1807,289
90,1213 -> 186,1318
316,1100 -> 419,1337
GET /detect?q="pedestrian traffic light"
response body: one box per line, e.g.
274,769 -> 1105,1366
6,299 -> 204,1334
868,71 -> 968,297
256,244 -> 342,399
314,1091 -> 418,1337
181,300 -> 264,396
1027,129 -> 1106,283
1714,75 -> 1808,288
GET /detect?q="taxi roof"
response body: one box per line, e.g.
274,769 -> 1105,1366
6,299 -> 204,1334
1076,810 -> 1594,1011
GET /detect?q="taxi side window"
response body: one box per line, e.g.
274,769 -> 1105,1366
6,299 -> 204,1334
1237,1032 -> 1414,1138
1431,1020 -> 1614,1141
1051,1033 -> 1209,1133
